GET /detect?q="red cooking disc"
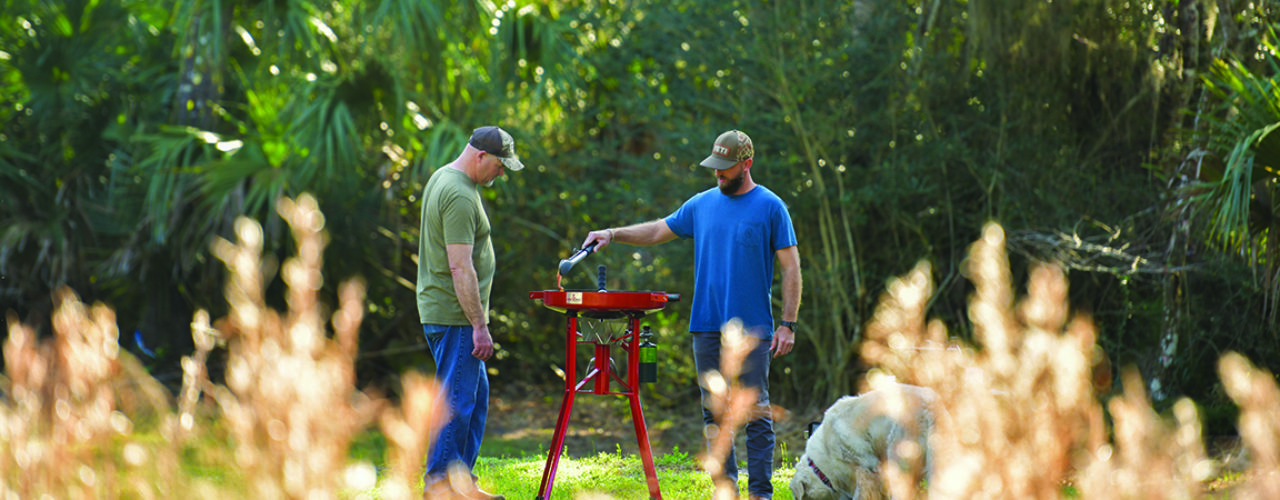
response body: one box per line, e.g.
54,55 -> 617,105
529,290 -> 679,318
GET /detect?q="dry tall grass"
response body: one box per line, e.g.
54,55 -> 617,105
6,204 -> 1280,499
3,287 -> 175,497
2,195 -> 445,499
860,222 -> 1280,499
697,319 -> 762,499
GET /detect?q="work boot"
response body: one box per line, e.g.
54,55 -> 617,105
422,482 -> 504,500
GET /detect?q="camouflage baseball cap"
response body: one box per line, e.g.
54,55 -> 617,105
699,130 -> 754,170
469,126 -> 525,171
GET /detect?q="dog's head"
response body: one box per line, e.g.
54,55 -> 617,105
791,454 -> 841,500
794,421 -> 840,499
791,453 -> 882,500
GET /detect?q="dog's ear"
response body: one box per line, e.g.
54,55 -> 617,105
807,420 -> 821,439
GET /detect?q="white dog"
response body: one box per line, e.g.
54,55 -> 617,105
790,384 -> 938,500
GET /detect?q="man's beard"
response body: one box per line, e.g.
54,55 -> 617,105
718,170 -> 745,194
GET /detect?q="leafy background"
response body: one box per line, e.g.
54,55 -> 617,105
2,0 -> 1279,433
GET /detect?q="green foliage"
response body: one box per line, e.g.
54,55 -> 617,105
1200,51 -> 1280,243
1197,40 -> 1280,325
3,0 -> 1280,423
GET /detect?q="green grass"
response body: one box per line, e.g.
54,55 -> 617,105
472,446 -> 796,499
343,431 -> 795,499
138,426 -> 1249,499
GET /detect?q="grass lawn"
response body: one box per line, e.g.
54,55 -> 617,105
426,386 -> 813,499
342,386 -> 808,499
345,398 -> 803,499
437,444 -> 796,499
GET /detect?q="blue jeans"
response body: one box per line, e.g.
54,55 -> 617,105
423,324 -> 490,480
693,331 -> 774,498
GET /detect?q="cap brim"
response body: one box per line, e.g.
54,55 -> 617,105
499,156 -> 525,171
699,155 -> 736,170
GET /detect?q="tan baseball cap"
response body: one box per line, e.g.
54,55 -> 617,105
699,130 -> 754,170
469,126 -> 525,171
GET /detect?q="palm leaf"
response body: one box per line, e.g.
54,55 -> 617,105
1201,55 -> 1280,251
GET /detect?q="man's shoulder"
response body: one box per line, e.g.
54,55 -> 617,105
426,169 -> 476,197
751,184 -> 785,202
430,167 -> 470,184
751,186 -> 792,216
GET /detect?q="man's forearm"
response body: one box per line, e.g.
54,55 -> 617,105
778,246 -> 802,322
611,220 -> 676,246
781,266 -> 802,322
451,267 -> 487,328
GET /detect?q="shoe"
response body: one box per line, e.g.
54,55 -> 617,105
423,479 -> 452,499
422,477 -> 504,500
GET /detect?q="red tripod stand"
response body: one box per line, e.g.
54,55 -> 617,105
528,286 -> 678,500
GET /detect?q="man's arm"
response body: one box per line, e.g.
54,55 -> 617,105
446,243 -> 494,360
581,219 -> 678,250
771,245 -> 802,358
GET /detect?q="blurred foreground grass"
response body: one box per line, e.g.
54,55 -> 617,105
3,198 -> 1278,499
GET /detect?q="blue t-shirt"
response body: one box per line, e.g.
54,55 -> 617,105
664,185 -> 797,338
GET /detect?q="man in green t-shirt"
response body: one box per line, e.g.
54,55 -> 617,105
418,126 -> 523,500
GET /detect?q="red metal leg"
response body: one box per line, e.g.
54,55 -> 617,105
537,389 -> 576,499
629,392 -> 662,499
536,315 -> 581,499
539,314 -> 662,498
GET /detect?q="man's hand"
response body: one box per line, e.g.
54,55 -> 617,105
581,228 -> 614,252
771,324 -> 795,358
472,325 -> 495,361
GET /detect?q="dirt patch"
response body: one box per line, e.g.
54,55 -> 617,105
484,385 -> 702,459
483,383 -> 819,464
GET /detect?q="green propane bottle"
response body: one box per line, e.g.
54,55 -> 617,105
639,325 -> 657,383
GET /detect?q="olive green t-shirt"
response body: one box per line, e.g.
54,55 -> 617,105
416,167 -> 494,325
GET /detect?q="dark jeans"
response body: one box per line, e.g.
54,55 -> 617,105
692,331 -> 774,498
423,324 -> 490,481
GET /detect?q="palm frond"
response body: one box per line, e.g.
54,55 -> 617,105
126,126 -> 217,244
1201,55 -> 1280,252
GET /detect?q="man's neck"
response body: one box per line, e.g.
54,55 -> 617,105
446,160 -> 477,183
731,179 -> 758,196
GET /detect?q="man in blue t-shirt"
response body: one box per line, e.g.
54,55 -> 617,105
580,130 -> 802,500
